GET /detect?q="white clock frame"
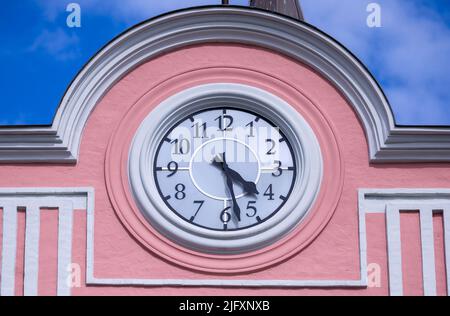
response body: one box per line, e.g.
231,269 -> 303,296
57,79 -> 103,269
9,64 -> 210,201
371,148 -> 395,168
129,83 -> 323,254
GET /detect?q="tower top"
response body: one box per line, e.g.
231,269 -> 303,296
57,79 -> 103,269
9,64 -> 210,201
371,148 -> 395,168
249,0 -> 304,21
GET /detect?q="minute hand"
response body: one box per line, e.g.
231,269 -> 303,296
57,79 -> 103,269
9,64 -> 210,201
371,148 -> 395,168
222,164 -> 259,195
225,173 -> 241,222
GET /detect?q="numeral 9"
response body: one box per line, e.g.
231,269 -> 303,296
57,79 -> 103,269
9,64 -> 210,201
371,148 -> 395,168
167,161 -> 178,177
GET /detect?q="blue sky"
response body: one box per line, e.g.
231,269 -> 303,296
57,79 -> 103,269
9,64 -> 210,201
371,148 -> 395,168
0,0 -> 449,126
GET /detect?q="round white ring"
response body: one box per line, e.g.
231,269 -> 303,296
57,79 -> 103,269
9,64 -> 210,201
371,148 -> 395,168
188,137 -> 261,201
129,83 -> 323,254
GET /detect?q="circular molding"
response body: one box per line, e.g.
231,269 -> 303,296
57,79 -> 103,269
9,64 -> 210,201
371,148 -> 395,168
105,66 -> 343,273
188,137 -> 261,201
129,83 -> 323,254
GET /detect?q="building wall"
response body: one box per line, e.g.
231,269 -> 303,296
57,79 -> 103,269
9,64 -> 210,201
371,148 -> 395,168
0,44 -> 449,295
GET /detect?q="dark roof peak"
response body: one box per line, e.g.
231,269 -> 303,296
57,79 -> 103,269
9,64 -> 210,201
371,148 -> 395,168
249,0 -> 304,21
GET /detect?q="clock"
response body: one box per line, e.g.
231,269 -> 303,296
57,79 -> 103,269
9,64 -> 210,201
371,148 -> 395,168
129,83 -> 323,254
153,107 -> 297,231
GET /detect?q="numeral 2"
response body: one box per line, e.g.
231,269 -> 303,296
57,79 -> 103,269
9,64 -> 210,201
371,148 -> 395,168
266,139 -> 276,155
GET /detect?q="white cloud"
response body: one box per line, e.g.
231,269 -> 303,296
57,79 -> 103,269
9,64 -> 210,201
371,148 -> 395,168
29,28 -> 80,60
302,0 -> 450,125
33,0 -> 450,125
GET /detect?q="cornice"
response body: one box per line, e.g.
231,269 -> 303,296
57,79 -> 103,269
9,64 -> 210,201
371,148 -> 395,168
0,6 -> 448,163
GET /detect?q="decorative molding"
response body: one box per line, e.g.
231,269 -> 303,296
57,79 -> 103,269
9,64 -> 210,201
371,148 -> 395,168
23,204 -> 40,296
105,66 -> 344,273
56,202 -> 74,297
0,187 -> 368,292
359,189 -> 450,296
0,6 -> 448,163
0,188 -> 93,296
1,203 -> 17,296
128,83 -> 323,254
86,188 -> 368,288
3,187 -> 450,294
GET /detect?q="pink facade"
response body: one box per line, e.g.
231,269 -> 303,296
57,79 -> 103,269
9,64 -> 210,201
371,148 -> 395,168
0,7 -> 449,296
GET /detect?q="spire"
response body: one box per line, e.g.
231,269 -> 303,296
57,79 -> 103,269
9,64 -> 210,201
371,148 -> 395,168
249,0 -> 304,21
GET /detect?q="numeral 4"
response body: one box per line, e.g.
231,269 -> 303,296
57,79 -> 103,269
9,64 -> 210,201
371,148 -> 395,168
263,184 -> 275,200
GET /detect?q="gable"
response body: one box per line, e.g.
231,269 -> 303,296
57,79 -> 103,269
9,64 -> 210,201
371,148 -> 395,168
1,7 -> 449,163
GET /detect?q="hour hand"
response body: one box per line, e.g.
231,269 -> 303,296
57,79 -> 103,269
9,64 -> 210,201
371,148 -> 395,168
221,155 -> 259,195
226,168 -> 259,195
211,154 -> 259,196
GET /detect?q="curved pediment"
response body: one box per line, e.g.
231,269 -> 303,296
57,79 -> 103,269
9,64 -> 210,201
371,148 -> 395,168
0,6 -> 449,163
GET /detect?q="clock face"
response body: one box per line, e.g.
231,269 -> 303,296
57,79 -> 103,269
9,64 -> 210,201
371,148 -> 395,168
153,107 -> 297,231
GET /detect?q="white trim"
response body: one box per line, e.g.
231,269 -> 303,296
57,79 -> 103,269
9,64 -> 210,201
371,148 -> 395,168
444,206 -> 450,293
0,188 -> 88,209
419,207 -> 437,296
385,204 -> 403,296
358,195 -> 369,287
86,189 -> 367,288
23,204 -> 40,296
0,188 -> 92,296
57,202 -> 74,296
0,204 -> 17,296
85,189 -> 95,287
360,189 -> 450,296
2,187 -> 450,294
0,7 -> 448,163
0,187 -> 369,291
85,277 -> 365,288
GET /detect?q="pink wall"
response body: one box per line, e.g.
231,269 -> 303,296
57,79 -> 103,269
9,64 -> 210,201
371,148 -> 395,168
0,44 -> 449,295
38,209 -> 59,296
400,213 -> 424,296
434,214 -> 448,296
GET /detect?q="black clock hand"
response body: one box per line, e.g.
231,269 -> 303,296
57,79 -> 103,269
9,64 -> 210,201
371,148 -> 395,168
213,153 -> 241,221
222,153 -> 241,222
223,165 -> 259,195
211,154 -> 259,195
225,172 -> 241,222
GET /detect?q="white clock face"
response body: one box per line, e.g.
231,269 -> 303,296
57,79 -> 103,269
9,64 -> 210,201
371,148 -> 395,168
154,107 -> 297,231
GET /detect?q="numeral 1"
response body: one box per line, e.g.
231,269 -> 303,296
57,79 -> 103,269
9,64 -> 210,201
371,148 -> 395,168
192,122 -> 207,138
246,121 -> 255,137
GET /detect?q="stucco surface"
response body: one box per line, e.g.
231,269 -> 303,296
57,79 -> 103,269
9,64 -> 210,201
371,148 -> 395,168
433,214 -> 447,296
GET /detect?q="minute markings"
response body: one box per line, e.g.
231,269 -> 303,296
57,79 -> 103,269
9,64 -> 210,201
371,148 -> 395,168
153,107 -> 296,231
